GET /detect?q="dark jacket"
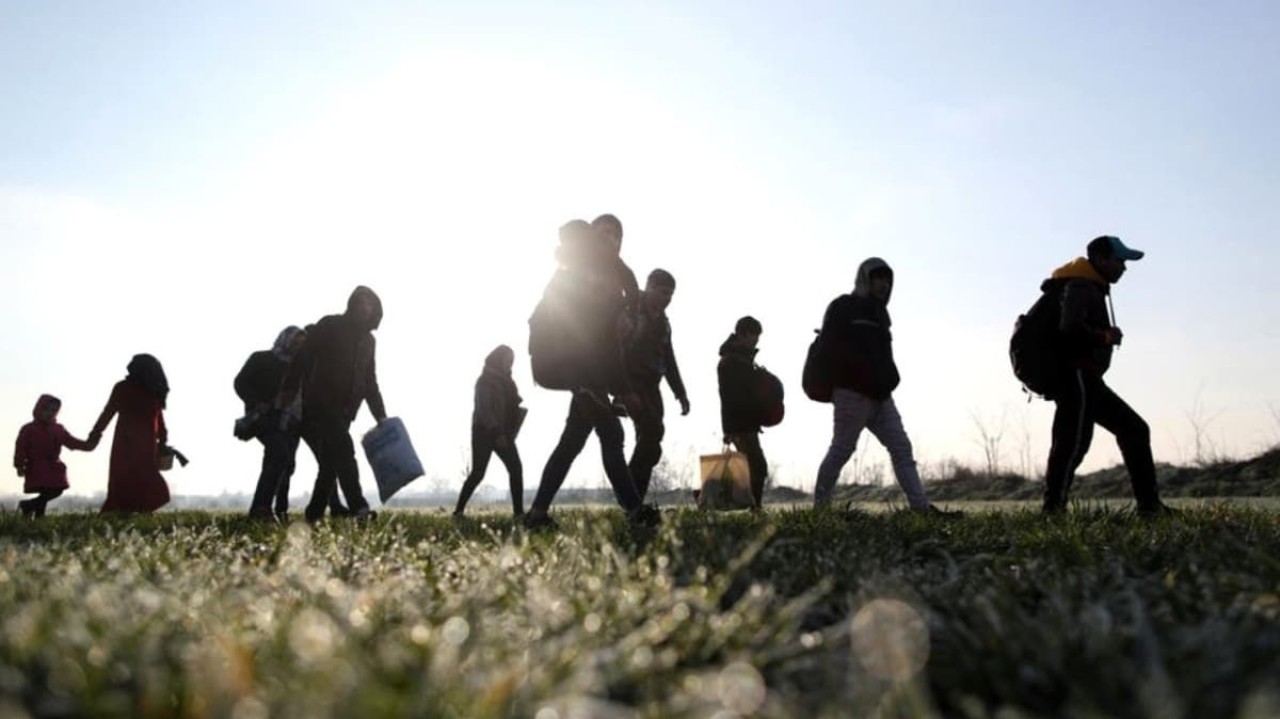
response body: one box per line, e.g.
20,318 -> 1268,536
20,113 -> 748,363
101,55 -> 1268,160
1047,257 -> 1116,375
234,351 -> 287,412
283,286 -> 387,423
718,335 -> 760,434
821,258 -> 901,400
473,356 -> 524,435
625,298 -> 688,401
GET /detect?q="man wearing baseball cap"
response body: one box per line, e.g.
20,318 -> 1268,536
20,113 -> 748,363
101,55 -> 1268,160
1040,235 -> 1172,515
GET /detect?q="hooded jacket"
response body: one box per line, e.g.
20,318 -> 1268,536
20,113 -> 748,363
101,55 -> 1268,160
819,257 -> 901,400
1045,257 -> 1116,375
718,335 -> 760,434
14,394 -> 92,492
473,349 -> 525,435
283,286 -> 387,423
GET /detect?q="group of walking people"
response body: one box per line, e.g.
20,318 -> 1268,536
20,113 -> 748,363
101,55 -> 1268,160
12,217 -> 1171,521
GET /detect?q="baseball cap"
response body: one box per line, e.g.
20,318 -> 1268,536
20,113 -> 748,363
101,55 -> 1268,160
1087,235 -> 1144,261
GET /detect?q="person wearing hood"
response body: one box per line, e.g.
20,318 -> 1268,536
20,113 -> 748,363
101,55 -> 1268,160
454,345 -> 526,517
90,354 -> 173,513
812,258 -> 951,515
13,394 -> 95,517
281,286 -> 389,523
718,315 -> 769,509
1040,236 -> 1169,515
523,220 -> 656,532
236,325 -> 322,521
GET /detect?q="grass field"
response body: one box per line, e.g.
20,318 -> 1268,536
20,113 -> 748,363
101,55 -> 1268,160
2,504 -> 1278,718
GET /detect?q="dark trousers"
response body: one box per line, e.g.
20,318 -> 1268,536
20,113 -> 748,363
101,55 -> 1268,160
727,432 -> 768,508
249,421 -> 300,515
532,392 -> 643,514
20,489 -> 63,516
302,413 -> 371,518
628,381 -> 665,501
1045,370 -> 1161,511
455,425 -> 524,515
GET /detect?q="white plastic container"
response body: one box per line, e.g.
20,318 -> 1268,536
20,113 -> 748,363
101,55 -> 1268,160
698,450 -> 755,510
361,417 -> 425,503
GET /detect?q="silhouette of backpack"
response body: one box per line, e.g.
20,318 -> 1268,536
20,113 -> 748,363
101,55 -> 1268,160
753,365 -> 785,427
1010,283 -> 1065,398
802,329 -> 833,403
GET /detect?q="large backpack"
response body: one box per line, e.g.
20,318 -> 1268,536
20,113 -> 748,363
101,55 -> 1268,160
801,329 -> 833,403
1009,284 -> 1064,398
528,287 -> 585,391
753,365 -> 785,427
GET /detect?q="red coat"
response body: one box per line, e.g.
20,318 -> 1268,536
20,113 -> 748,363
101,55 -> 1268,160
14,396 -> 91,492
91,380 -> 170,513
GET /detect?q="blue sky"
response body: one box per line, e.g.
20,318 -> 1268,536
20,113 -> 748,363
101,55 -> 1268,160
3,1 -> 1279,503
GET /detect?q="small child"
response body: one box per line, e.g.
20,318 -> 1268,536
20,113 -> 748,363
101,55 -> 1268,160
13,394 -> 95,517
454,345 -> 526,517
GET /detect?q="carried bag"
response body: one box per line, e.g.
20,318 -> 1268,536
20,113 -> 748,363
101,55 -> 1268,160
361,417 -> 426,502
233,410 -> 264,441
157,445 -> 189,472
697,448 -> 755,510
753,365 -> 785,427
802,329 -> 834,403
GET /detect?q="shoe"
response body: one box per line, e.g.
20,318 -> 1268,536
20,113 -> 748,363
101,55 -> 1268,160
247,508 -> 279,524
18,500 -> 36,519
329,504 -> 354,518
274,509 -> 291,523
1135,502 -> 1178,518
913,505 -> 963,519
351,507 -> 377,521
521,511 -> 559,533
304,507 -> 326,524
1042,503 -> 1067,516
628,504 -> 661,528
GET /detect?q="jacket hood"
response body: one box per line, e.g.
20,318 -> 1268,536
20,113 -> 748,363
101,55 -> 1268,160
32,394 -> 61,421
719,334 -> 758,361
272,326 -> 306,359
346,285 -> 384,331
853,257 -> 894,303
484,345 -> 515,373
1049,257 -> 1108,285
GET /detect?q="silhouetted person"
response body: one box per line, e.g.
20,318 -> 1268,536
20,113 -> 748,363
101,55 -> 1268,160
1041,236 -> 1170,515
454,345 -> 526,517
718,316 -> 769,509
812,259 -> 953,515
13,394 -> 94,517
90,354 -> 172,514
281,286 -> 388,523
236,326 -> 313,522
524,220 -> 657,531
625,269 -> 689,501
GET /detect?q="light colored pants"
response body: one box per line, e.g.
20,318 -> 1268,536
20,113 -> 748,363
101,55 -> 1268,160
814,388 -> 929,509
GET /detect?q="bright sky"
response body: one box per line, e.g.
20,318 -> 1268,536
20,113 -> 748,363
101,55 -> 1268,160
4,2 -> 1279,504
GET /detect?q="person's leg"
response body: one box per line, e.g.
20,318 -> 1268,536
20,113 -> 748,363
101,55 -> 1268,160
530,396 -> 594,514
249,426 -> 291,517
274,431 -> 300,518
593,407 -> 643,512
494,441 -> 524,516
865,397 -> 929,510
30,489 -> 64,516
813,388 -> 875,506
628,383 -> 666,501
303,417 -> 338,521
1044,369 -> 1093,513
1088,376 -> 1162,510
456,425 -> 496,515
732,433 -> 769,509
330,422 -> 370,514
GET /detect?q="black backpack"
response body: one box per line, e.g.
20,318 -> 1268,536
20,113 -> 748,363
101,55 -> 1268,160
1009,284 -> 1064,398
753,365 -> 785,427
802,329 -> 833,403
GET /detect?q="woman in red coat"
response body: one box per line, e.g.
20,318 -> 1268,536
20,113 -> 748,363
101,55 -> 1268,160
90,354 -> 171,513
12,394 -> 94,517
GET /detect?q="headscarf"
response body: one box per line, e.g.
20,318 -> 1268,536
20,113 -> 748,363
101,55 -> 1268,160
32,394 -> 61,421
126,354 -> 170,408
272,326 -> 306,360
853,257 -> 894,303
